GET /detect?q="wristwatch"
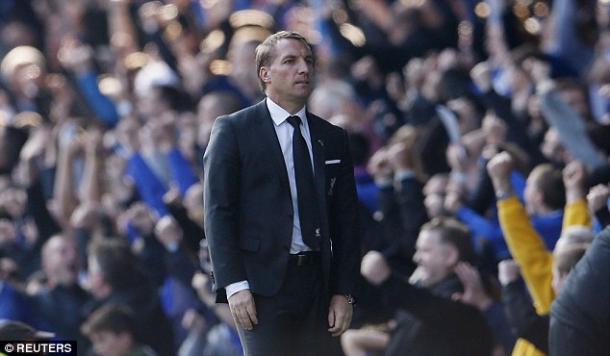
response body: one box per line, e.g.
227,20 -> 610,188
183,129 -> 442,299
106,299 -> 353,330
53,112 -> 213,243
495,189 -> 513,201
345,294 -> 356,306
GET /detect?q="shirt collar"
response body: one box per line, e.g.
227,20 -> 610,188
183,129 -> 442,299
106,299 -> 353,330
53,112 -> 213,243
266,97 -> 307,127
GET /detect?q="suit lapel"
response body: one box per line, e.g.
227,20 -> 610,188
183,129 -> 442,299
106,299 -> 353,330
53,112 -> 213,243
253,101 -> 291,195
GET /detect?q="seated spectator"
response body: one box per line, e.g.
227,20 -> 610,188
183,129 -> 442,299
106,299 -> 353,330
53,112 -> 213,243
86,238 -> 175,355
81,304 -> 157,356
34,234 -> 90,348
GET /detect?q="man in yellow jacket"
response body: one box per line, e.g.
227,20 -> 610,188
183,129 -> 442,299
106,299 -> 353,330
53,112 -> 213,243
487,153 -> 591,356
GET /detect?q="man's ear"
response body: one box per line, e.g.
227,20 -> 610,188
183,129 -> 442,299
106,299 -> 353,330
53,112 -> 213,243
259,67 -> 270,85
533,190 -> 545,209
117,330 -> 134,349
445,246 -> 459,268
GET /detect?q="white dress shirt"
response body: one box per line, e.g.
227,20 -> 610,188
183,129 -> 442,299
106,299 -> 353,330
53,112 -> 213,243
225,97 -> 316,299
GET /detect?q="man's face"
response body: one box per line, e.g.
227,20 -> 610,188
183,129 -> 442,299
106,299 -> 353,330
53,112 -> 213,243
260,38 -> 314,105
523,177 -> 538,215
184,184 -> 204,227
0,219 -> 16,246
411,229 -> 455,287
90,331 -> 132,356
524,171 -> 548,215
230,41 -> 259,87
424,194 -> 444,219
0,186 -> 26,218
43,237 -> 79,286
128,203 -> 155,235
559,88 -> 588,119
541,128 -> 568,165
447,98 -> 478,134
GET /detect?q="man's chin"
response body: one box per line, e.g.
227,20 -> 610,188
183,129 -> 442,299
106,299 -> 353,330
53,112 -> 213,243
293,84 -> 312,95
287,91 -> 311,104
409,267 -> 430,286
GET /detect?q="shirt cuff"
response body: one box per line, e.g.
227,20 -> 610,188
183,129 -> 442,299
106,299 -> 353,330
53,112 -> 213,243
225,280 -> 250,299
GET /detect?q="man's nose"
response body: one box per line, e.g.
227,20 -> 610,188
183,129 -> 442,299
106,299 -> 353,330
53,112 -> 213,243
297,58 -> 310,74
412,251 -> 420,264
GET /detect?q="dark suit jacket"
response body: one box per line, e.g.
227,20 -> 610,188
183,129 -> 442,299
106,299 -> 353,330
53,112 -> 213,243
203,100 -> 361,302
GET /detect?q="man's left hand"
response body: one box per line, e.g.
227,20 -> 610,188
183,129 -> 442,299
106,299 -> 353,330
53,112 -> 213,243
327,295 -> 353,337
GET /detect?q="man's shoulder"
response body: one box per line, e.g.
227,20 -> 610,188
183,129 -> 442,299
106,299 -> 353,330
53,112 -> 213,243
220,101 -> 265,124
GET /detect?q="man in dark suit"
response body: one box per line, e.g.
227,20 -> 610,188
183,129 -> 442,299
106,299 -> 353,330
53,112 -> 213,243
203,31 -> 361,355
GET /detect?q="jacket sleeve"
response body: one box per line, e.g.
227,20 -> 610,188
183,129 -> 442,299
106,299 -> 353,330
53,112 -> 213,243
502,280 -> 549,354
562,199 -> 591,231
328,129 -> 362,296
380,274 -> 494,356
381,274 -> 476,325
126,153 -> 169,217
381,176 -> 426,270
457,206 -> 501,242
75,71 -> 120,127
203,117 -> 246,291
594,208 -> 610,230
497,196 -> 554,314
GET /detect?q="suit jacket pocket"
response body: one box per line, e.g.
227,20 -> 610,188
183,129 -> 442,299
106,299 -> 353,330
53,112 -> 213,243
239,237 -> 260,252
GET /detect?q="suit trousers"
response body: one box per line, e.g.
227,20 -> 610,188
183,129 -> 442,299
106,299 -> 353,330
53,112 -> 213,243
237,254 -> 342,356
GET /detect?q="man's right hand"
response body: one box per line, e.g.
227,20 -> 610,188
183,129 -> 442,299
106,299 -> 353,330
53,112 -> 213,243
587,184 -> 610,213
361,251 -> 391,286
498,259 -> 520,287
486,152 -> 514,193
368,148 -> 393,182
228,290 -> 258,330
563,161 -> 587,203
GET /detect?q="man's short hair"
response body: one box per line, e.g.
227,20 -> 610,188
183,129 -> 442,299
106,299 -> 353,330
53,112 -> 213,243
81,304 -> 136,337
88,238 -> 137,291
255,31 -> 313,91
528,164 -> 565,210
420,217 -> 475,263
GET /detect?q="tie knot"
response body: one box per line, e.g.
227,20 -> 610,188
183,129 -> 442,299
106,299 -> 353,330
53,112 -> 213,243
287,115 -> 301,129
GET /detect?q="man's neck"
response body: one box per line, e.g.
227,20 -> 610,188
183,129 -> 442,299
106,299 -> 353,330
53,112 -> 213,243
266,93 -> 306,115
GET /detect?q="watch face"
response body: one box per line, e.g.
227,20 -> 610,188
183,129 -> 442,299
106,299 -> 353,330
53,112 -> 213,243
346,295 -> 355,305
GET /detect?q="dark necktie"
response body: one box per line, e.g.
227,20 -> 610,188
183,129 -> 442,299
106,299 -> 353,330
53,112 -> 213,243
287,115 -> 320,250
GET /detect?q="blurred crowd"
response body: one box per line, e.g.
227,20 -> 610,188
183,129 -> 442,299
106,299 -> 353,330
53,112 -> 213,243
0,0 -> 609,355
